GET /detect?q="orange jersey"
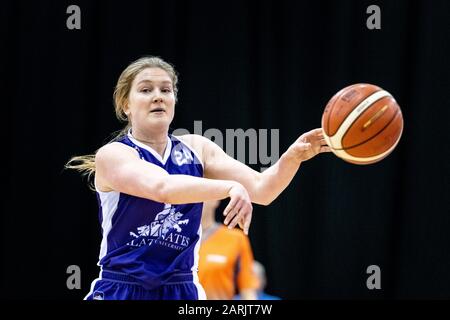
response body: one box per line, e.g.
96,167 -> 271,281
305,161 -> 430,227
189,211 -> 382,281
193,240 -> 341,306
198,225 -> 259,300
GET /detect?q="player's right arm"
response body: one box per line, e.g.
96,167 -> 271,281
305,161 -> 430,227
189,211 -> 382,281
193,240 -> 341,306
94,142 -> 252,218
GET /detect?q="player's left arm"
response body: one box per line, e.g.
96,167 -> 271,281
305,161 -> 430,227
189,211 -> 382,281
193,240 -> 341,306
197,128 -> 330,206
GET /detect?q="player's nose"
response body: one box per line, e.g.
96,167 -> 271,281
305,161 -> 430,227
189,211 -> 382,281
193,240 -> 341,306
152,89 -> 164,103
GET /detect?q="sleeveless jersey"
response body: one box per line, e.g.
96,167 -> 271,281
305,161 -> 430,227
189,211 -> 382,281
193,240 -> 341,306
95,132 -> 204,290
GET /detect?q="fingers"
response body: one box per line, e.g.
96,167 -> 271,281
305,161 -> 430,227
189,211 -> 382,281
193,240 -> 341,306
310,128 -> 324,138
224,183 -> 253,234
223,198 -> 241,225
299,138 -> 327,151
296,142 -> 311,151
299,129 -> 324,144
227,207 -> 244,230
319,137 -> 331,153
226,200 -> 251,229
243,212 -> 252,235
223,195 -> 252,234
315,128 -> 324,136
227,208 -> 252,235
223,196 -> 238,216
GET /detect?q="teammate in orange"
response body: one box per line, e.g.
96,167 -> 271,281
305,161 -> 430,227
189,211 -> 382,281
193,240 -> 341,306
198,200 -> 259,300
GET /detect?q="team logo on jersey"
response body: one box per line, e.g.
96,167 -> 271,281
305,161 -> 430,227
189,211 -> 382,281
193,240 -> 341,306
150,206 -> 189,237
127,205 -> 191,250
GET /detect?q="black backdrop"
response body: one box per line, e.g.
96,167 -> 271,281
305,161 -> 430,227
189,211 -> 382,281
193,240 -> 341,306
2,0 -> 450,300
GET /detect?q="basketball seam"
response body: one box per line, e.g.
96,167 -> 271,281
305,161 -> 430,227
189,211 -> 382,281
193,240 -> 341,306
330,90 -> 391,149
326,88 -> 351,136
333,124 -> 402,163
327,87 -> 381,137
339,108 -> 401,151
326,91 -> 341,135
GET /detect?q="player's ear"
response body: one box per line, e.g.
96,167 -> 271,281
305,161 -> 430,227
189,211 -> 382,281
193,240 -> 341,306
123,102 -> 130,117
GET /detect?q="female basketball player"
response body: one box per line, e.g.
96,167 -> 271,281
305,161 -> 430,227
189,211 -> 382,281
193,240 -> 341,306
66,56 -> 330,300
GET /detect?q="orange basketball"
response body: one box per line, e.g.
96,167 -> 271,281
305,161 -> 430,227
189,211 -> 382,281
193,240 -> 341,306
321,83 -> 403,165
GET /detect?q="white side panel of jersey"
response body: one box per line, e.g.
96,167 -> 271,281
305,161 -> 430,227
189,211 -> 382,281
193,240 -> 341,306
192,225 -> 207,300
97,190 -> 120,262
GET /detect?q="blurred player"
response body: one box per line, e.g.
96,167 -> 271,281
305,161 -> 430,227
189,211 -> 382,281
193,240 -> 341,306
199,200 -> 259,300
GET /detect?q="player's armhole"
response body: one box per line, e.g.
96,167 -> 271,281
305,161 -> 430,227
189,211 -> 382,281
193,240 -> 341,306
95,142 -> 141,193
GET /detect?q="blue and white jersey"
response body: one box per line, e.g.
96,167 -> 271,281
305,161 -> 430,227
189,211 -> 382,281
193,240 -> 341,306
95,131 -> 204,290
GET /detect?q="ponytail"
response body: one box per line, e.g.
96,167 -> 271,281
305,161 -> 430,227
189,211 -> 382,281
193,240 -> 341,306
65,154 -> 96,190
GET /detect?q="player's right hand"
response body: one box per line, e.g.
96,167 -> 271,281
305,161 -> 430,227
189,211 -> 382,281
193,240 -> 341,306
289,128 -> 331,162
223,182 -> 253,235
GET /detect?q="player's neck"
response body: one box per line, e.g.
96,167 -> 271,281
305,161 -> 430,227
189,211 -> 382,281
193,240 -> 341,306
131,131 -> 168,157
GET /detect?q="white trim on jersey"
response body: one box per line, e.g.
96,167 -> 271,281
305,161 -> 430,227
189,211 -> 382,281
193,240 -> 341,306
83,266 -> 103,300
96,188 -> 120,262
127,129 -> 173,165
192,225 -> 207,300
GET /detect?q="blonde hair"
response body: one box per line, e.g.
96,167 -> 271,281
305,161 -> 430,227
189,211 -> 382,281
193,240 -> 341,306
65,56 -> 179,186
114,56 -> 179,121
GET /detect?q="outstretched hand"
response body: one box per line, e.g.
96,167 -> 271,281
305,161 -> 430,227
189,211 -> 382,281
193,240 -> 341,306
289,128 -> 331,162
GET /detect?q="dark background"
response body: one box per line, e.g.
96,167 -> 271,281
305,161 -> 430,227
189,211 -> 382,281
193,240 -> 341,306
2,0 -> 449,300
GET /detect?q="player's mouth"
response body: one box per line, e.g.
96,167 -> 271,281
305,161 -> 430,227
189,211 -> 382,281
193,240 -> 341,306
150,108 -> 165,114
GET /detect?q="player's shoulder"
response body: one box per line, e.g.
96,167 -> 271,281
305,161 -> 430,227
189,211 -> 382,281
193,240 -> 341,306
174,133 -> 210,146
173,133 -> 211,158
95,141 -> 138,162
175,133 -> 222,156
97,140 -> 134,154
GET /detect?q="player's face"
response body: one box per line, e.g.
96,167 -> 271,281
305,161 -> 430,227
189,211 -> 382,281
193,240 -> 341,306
126,68 -> 175,132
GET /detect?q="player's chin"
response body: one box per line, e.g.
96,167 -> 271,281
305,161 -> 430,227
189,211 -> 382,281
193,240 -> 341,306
147,116 -> 171,128
148,112 -> 169,120
148,110 -> 168,117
